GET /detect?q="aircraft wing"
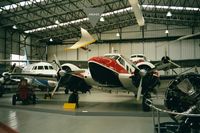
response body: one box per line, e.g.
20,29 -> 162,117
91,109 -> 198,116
10,73 -> 58,81
154,60 -> 181,71
64,28 -> 96,50
155,62 -> 180,71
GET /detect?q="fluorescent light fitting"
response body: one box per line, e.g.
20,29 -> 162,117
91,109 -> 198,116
12,25 -> 17,29
166,11 -> 172,17
0,0 -> 45,12
165,30 -> 169,34
23,5 -> 200,33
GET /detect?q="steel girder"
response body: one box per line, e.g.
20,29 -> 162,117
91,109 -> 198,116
0,0 -> 199,41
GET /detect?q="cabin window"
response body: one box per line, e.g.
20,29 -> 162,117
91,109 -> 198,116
49,66 -> 53,69
32,66 -> 37,70
126,66 -> 129,72
44,66 -> 48,70
38,66 -> 43,70
118,57 -> 125,66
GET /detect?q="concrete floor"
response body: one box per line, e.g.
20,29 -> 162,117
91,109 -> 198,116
0,88 -> 172,133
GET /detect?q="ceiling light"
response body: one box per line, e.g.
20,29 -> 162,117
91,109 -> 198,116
100,17 -> 105,22
49,38 -> 53,42
55,20 -> 60,25
116,33 -> 120,37
165,30 -> 169,34
24,5 -> 200,34
166,11 -> 172,17
12,25 -> 17,29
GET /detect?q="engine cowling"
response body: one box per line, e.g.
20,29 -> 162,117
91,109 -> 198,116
165,73 -> 200,131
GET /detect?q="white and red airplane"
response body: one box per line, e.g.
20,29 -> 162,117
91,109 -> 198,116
52,53 -> 160,111
84,53 -> 159,111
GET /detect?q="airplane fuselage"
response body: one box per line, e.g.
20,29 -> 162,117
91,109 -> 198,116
87,53 -> 159,94
22,62 -> 57,89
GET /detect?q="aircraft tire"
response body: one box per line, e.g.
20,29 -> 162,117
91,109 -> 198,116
65,89 -> 69,94
142,93 -> 151,112
12,95 -> 16,105
32,94 -> 36,104
68,93 -> 79,107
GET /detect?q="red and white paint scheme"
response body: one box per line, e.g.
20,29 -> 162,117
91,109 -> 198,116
129,54 -> 150,64
87,53 -> 159,95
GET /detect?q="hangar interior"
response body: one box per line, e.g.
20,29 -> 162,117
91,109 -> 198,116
0,0 -> 200,133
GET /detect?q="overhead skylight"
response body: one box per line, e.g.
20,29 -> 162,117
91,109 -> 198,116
0,0 -> 45,12
24,5 -> 199,33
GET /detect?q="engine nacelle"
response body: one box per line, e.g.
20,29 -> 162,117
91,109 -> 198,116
136,61 -> 155,69
61,63 -> 81,71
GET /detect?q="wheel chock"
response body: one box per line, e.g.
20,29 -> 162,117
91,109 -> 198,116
63,103 -> 76,110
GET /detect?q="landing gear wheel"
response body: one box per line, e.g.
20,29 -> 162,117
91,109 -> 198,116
68,92 -> 79,107
12,95 -> 16,105
32,94 -> 36,104
142,93 -> 151,112
65,89 -> 69,94
44,94 -> 51,99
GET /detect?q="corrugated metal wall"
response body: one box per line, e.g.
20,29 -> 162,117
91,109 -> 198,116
48,23 -> 200,62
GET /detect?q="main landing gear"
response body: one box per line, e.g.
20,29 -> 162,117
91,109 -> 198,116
68,91 -> 79,107
142,92 -> 151,112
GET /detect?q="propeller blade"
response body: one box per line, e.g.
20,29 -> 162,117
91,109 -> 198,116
51,77 -> 62,97
136,77 -> 143,101
9,63 -> 16,73
54,54 -> 61,69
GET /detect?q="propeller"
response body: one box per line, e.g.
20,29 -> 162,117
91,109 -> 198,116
51,55 -> 85,97
131,62 -> 159,101
51,54 -> 63,97
136,76 -> 143,101
136,69 -> 147,101
53,54 -> 61,69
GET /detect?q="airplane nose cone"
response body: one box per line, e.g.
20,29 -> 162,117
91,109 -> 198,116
59,70 -> 66,77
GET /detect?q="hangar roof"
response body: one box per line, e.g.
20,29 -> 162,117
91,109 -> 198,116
0,0 -> 199,42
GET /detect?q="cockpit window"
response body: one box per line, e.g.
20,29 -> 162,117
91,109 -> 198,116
131,55 -> 144,58
44,66 -> 48,70
118,57 -> 125,66
38,66 -> 43,70
104,55 -> 119,60
49,66 -> 53,70
131,55 -> 137,58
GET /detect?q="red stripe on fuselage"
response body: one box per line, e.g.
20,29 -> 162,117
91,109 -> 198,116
88,56 -> 128,74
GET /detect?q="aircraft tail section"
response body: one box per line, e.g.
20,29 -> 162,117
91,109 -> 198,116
24,47 -> 30,65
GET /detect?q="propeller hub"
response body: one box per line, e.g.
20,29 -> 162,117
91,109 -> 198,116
139,69 -> 147,77
59,70 -> 66,77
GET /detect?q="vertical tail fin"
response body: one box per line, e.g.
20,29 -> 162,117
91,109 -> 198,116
24,47 -> 30,65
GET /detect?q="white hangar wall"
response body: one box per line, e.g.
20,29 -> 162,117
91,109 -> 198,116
47,23 -> 200,62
